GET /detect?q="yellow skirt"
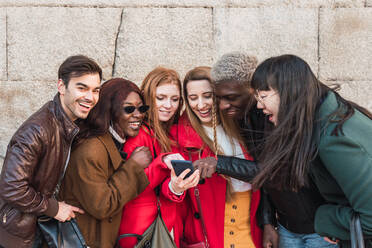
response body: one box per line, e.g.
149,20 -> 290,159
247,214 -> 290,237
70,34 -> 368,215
224,190 -> 255,248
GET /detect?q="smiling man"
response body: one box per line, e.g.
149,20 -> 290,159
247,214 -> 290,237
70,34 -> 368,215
193,52 -> 264,177
212,52 -> 266,158
0,55 -> 102,248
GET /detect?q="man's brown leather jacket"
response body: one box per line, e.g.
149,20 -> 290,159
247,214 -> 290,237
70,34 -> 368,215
0,94 -> 79,248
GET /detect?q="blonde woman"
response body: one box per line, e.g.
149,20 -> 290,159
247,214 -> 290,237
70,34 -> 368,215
171,66 -> 262,248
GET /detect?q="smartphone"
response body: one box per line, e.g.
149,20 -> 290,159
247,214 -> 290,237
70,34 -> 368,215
171,160 -> 194,179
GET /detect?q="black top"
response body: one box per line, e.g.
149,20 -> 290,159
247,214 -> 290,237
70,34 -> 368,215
216,104 -> 325,234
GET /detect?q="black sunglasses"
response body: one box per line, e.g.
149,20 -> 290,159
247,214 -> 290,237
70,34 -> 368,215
123,105 -> 149,114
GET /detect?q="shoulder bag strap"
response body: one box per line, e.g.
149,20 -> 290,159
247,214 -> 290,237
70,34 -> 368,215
194,187 -> 209,248
53,146 -> 72,196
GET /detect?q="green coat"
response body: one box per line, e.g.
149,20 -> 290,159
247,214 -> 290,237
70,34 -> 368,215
310,92 -> 372,246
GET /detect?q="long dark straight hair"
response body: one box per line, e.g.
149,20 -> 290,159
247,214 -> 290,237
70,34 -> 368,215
251,54 -> 372,191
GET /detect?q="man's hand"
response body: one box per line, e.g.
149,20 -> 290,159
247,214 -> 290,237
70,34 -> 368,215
130,146 -> 152,169
193,157 -> 217,179
54,201 -> 84,222
263,224 -> 279,248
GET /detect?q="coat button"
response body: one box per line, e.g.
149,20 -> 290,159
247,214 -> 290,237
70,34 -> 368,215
229,231 -> 234,235
231,218 -> 235,223
230,244 -> 235,248
232,205 -> 237,209
194,212 -> 200,219
109,217 -> 113,223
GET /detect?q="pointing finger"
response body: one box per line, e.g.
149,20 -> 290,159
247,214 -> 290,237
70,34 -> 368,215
71,206 -> 85,214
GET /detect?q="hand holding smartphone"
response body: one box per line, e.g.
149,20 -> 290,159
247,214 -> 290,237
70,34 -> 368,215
171,160 -> 194,179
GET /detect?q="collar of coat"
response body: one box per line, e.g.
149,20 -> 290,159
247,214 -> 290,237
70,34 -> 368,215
172,113 -> 204,150
317,91 -> 346,129
318,91 -> 338,119
97,132 -> 125,170
52,93 -> 79,141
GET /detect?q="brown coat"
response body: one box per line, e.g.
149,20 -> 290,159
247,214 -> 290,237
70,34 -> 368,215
0,94 -> 78,248
59,133 -> 149,248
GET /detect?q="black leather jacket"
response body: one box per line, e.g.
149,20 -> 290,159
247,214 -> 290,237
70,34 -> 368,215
216,155 -> 276,228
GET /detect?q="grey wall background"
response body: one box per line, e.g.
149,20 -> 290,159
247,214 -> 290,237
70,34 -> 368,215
0,0 -> 371,168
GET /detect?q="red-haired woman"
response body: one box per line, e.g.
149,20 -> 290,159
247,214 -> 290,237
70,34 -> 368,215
118,67 -> 200,248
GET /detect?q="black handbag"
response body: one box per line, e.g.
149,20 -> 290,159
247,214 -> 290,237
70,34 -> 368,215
37,215 -> 88,248
351,213 -> 365,248
37,149 -> 88,247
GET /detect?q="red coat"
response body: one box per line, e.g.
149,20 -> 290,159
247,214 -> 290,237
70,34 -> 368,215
118,126 -> 185,248
170,115 -> 263,248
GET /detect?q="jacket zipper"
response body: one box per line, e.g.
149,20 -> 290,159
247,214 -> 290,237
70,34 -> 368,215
1,205 -> 11,224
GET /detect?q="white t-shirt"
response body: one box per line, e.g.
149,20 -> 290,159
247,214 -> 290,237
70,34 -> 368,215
203,125 -> 252,192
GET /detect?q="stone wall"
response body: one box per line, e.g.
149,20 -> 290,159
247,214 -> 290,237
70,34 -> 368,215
0,0 -> 371,168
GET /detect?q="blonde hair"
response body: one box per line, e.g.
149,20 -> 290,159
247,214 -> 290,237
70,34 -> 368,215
141,67 -> 182,152
183,66 -> 217,154
184,66 -> 246,201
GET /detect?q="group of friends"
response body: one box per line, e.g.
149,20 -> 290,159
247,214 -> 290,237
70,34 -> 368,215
0,52 -> 371,248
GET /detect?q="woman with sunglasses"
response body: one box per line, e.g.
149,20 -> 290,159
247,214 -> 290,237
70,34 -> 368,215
59,78 -> 152,248
251,54 -> 372,247
172,66 -> 262,248
118,67 -> 200,248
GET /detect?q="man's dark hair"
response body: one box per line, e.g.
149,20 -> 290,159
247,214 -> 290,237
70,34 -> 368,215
58,55 -> 102,86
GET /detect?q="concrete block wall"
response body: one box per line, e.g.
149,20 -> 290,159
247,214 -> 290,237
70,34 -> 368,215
0,0 -> 371,167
